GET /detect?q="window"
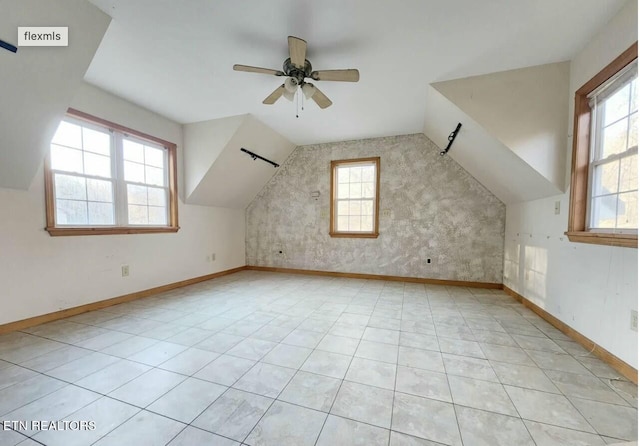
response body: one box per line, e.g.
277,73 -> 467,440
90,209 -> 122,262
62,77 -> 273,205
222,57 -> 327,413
45,109 -> 179,236
330,157 -> 380,238
588,62 -> 637,231
567,43 -> 638,248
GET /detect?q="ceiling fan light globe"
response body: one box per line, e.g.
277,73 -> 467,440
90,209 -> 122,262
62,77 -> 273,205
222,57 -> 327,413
283,89 -> 295,101
302,83 -> 317,99
284,77 -> 298,93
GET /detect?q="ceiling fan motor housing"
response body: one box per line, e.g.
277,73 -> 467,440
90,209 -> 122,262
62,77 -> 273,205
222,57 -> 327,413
283,57 -> 312,84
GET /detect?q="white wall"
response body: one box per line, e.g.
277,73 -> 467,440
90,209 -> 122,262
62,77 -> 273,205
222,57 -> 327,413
503,0 -> 638,367
183,115 -> 245,199
0,0 -> 109,190
187,115 -> 296,209
423,86 -> 562,204
0,83 -> 246,325
433,62 -> 570,190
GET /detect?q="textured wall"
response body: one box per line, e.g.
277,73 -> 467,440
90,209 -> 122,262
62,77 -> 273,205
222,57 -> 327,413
246,134 -> 505,283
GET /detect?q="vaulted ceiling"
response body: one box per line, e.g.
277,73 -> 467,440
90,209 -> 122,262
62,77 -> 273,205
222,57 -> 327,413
1,0 -> 630,206
86,0 -> 625,145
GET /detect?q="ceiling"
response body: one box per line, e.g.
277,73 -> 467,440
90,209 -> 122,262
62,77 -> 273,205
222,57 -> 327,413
0,0 -> 110,190
86,0 -> 626,146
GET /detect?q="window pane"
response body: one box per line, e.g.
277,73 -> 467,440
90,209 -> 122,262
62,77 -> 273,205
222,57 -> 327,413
337,184 -> 349,199
82,127 -> 110,156
147,187 -> 166,207
591,195 -> 618,229
349,183 -> 362,198
337,216 -> 348,231
617,191 -> 638,229
51,145 -> 83,174
362,166 -> 375,182
348,215 -> 361,231
362,182 -> 375,198
349,200 -> 362,215
602,118 -> 629,158
124,161 -> 145,183
337,201 -> 349,215
145,146 -> 164,168
88,202 -> 114,225
632,79 -> 638,113
52,121 -> 82,149
349,167 -> 362,182
87,178 -> 113,203
628,112 -> 637,148
362,200 -> 374,216
337,167 -> 350,183
361,216 -> 373,231
56,199 -> 87,225
604,84 -> 630,126
145,166 -> 164,186
84,152 -> 111,178
593,160 -> 620,196
128,205 -> 148,225
619,154 -> 638,193
127,184 -> 148,205
54,174 -> 86,200
123,140 -> 145,163
148,206 -> 167,225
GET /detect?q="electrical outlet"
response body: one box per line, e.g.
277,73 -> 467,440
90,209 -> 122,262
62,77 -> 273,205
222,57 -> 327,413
382,209 -> 392,218
211,253 -> 216,261
554,201 -> 561,215
121,265 -> 129,277
427,258 -> 432,264
631,310 -> 638,332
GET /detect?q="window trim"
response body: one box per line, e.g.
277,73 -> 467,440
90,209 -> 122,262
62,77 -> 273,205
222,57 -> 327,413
566,42 -> 638,249
329,157 -> 380,238
44,108 -> 179,236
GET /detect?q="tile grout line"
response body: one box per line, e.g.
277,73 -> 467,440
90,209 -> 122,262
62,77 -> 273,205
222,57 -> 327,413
312,281 -> 380,446
386,283 -> 408,446
0,273 -> 635,445
431,287 -> 466,446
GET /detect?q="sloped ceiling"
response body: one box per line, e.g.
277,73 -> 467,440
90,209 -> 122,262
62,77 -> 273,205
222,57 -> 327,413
183,114 -> 246,198
85,0 -> 626,145
0,0 -> 110,190
423,86 -> 561,204
184,114 -> 296,208
1,0 -> 629,207
432,62 -> 570,190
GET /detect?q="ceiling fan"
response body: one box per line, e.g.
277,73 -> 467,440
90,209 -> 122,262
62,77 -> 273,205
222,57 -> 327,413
233,36 -> 359,109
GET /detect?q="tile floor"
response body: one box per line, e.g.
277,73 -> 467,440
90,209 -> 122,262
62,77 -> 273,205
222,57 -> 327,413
0,271 -> 637,446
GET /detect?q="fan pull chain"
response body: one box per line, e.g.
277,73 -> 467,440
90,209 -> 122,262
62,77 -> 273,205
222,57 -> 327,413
296,89 -> 299,118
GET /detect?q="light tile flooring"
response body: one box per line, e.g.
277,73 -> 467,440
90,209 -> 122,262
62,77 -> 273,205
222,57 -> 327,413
0,271 -> 637,446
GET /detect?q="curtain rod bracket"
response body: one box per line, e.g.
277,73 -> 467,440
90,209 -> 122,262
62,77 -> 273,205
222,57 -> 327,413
440,122 -> 462,156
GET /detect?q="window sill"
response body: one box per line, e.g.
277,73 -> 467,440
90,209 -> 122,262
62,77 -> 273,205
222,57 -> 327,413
329,232 -> 379,239
45,226 -> 180,237
565,231 -> 637,248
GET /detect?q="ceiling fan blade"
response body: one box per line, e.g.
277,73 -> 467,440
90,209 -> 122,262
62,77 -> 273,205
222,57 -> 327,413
311,87 -> 333,109
288,36 -> 307,68
234,64 -> 284,76
263,85 -> 285,105
311,69 -> 360,82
